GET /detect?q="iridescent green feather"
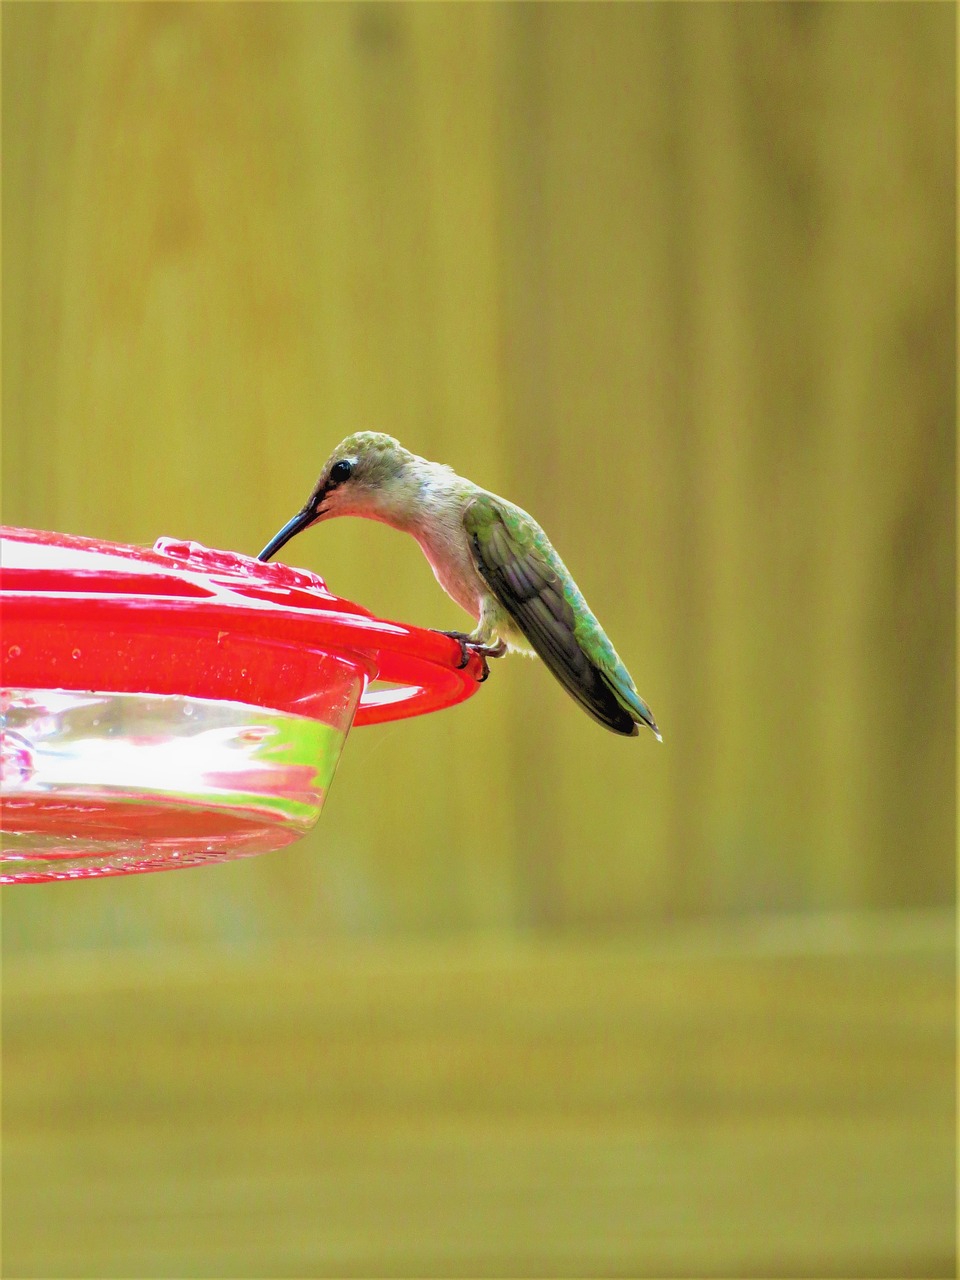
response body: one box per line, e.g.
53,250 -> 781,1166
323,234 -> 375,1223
464,495 -> 660,739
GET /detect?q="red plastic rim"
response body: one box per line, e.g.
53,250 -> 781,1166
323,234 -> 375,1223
0,527 -> 484,725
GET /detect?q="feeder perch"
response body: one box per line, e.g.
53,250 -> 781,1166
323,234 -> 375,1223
0,527 -> 484,883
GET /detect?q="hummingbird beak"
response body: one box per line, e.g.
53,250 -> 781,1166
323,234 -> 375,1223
257,500 -> 324,562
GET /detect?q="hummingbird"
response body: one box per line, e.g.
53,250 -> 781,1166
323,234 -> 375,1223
258,432 -> 660,739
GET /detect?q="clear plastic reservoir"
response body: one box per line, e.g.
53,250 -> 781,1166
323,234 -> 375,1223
0,685 -> 360,882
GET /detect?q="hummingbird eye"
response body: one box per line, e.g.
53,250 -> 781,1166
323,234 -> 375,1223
329,459 -> 353,486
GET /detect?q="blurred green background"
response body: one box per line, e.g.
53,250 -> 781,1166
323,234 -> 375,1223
2,3 -> 955,1277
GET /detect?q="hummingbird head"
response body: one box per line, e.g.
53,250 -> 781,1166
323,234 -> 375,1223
258,432 -> 420,562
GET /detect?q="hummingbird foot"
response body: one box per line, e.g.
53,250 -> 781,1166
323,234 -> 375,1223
439,630 -> 473,669
471,637 -> 507,682
438,632 -> 507,680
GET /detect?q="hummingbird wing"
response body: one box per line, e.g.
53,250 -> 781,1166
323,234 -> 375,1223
464,495 -> 657,737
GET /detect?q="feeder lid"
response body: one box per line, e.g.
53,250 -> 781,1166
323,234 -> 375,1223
0,526 -> 484,723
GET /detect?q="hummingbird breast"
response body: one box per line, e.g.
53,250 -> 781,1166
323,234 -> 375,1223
410,507 -> 485,621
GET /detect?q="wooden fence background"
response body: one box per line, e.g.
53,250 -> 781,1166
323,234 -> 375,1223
2,4 -> 954,1276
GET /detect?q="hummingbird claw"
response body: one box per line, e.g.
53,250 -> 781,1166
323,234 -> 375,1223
478,639 -> 508,660
438,632 -> 506,678
439,630 -> 472,670
473,638 -> 506,680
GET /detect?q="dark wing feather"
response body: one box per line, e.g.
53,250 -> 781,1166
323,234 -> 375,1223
465,498 -> 637,735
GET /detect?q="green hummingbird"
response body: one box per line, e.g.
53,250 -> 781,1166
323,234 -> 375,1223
258,432 -> 660,739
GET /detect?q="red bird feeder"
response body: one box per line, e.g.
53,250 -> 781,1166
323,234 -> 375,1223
0,527 -> 484,883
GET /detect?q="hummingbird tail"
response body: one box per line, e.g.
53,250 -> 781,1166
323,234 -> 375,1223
628,691 -> 662,741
